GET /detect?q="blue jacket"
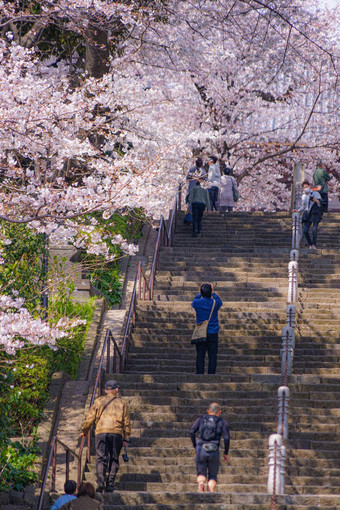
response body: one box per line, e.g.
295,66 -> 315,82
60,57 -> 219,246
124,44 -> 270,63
191,292 -> 222,334
50,494 -> 76,510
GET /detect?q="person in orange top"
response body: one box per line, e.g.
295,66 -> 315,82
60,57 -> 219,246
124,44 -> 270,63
81,380 -> 131,493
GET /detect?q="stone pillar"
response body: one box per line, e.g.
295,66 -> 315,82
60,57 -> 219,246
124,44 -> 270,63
281,326 -> 295,380
277,386 -> 290,440
287,260 -> 298,304
280,444 -> 286,495
286,304 -> 296,328
268,434 -> 282,495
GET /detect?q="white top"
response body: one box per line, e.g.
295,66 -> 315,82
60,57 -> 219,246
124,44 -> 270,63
208,164 -> 221,187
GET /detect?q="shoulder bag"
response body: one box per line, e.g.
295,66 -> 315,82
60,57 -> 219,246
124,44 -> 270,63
191,299 -> 215,345
231,177 -> 239,202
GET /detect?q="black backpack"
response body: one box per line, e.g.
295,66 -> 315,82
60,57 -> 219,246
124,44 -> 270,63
199,415 -> 220,442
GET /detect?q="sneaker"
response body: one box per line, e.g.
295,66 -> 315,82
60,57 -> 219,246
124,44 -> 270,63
106,486 -> 114,493
96,483 -> 105,493
308,245 -> 313,250
311,245 -> 317,250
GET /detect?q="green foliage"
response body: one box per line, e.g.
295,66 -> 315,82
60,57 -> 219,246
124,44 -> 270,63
0,223 -> 46,309
49,295 -> 95,379
0,437 -> 39,492
82,209 -> 144,306
0,209 -> 143,488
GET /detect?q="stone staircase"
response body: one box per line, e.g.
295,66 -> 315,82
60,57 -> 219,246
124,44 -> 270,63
83,211 -> 340,510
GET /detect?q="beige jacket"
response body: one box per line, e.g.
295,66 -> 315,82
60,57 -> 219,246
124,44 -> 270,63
61,495 -> 103,510
82,395 -> 131,438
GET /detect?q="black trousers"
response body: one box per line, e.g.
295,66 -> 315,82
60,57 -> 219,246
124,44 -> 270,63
196,333 -> 218,374
303,220 -> 319,246
192,202 -> 205,234
320,192 -> 328,212
208,187 -> 220,211
95,433 -> 123,487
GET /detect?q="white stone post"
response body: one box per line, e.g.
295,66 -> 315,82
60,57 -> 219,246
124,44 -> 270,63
286,304 -> 296,328
280,445 -> 286,495
277,386 -> 290,440
290,249 -> 299,262
281,326 -> 295,382
287,260 -> 298,304
268,434 -> 282,495
292,212 -> 301,250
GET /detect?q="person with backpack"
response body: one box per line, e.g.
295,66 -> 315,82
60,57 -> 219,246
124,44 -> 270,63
219,167 -> 238,212
186,157 -> 206,203
192,283 -> 223,373
81,380 -> 131,493
313,161 -> 333,212
293,180 -> 322,250
190,402 -> 230,493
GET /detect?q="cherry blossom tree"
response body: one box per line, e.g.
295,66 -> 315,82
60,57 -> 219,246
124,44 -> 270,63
0,0 -> 339,352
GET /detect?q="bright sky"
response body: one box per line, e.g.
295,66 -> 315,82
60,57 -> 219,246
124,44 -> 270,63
321,0 -> 339,7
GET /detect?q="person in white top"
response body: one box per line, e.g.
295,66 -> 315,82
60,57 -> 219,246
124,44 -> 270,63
219,168 -> 238,212
207,156 -> 221,211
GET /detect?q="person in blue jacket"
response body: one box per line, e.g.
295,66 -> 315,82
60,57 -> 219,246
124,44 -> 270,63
50,480 -> 76,510
192,283 -> 223,374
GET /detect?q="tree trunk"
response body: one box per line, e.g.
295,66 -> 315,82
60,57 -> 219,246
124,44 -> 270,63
85,23 -> 109,78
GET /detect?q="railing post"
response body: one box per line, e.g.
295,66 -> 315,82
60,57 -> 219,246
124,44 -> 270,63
287,260 -> 298,304
290,249 -> 299,262
51,440 -> 57,492
280,445 -> 286,495
286,304 -> 296,328
106,336 -> 111,373
268,434 -> 282,497
77,448 -> 82,489
143,277 -> 146,301
138,264 -> 142,300
66,449 -> 70,482
277,386 -> 290,440
281,327 -> 294,384
113,343 -> 117,374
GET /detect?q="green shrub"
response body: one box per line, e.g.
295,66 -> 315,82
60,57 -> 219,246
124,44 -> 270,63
82,209 -> 145,306
0,437 -> 39,492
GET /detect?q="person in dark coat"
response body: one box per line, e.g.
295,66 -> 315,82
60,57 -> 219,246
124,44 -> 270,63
313,161 -> 332,212
187,182 -> 210,237
190,402 -> 230,492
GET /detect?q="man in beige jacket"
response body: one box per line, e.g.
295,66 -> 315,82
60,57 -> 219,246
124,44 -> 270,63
81,380 -> 131,493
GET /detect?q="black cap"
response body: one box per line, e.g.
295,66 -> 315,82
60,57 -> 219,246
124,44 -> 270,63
105,380 -> 119,390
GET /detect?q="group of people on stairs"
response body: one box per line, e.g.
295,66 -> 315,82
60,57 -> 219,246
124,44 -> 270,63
185,156 -> 239,237
52,159 -> 336,505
